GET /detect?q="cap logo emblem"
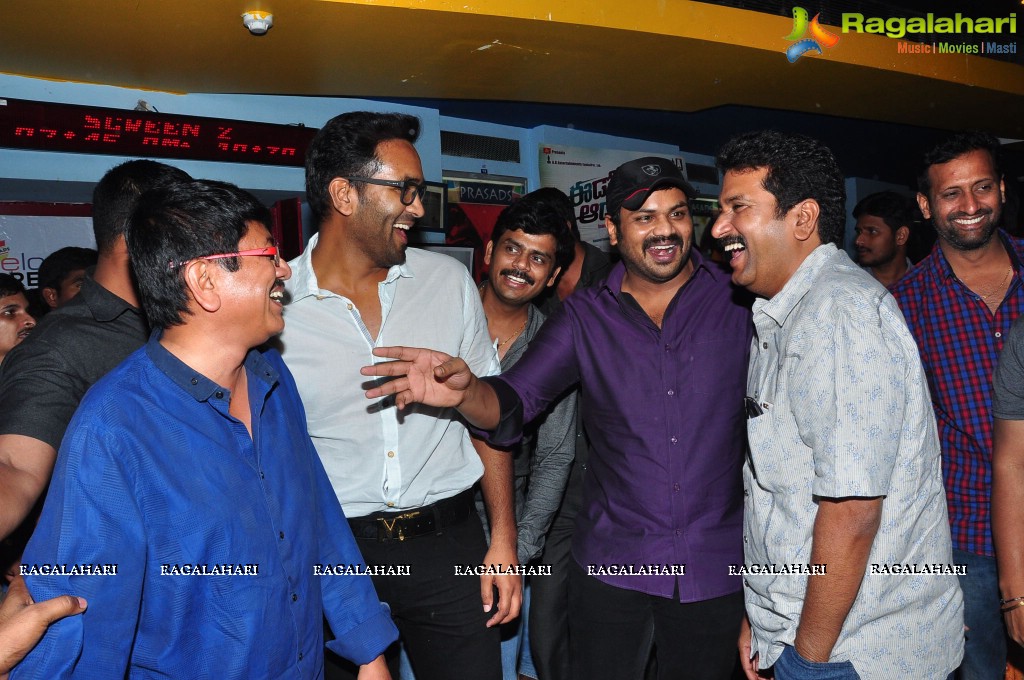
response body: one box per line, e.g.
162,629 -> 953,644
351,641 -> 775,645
641,164 -> 661,176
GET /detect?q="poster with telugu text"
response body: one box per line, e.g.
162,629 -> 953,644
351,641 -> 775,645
538,144 -> 686,252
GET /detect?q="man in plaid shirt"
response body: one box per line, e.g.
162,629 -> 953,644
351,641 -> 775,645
890,130 -> 1022,679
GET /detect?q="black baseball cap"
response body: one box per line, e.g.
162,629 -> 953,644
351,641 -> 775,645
605,157 -> 696,219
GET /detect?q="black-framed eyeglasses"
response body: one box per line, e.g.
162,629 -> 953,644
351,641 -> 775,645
346,177 -> 427,206
169,246 -> 280,270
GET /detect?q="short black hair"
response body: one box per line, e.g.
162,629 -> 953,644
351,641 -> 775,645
918,130 -> 1002,195
36,247 -> 98,291
491,196 -> 576,272
0,273 -> 26,299
527,187 -> 580,241
127,179 -> 272,330
852,192 -> 917,234
716,130 -> 846,246
92,160 -> 191,254
305,111 -> 420,225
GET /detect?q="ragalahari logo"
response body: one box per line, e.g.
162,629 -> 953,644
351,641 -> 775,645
784,7 -> 841,62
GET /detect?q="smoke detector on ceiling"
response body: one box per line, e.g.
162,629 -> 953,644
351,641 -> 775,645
242,11 -> 273,35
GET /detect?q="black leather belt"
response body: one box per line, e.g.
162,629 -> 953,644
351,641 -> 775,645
348,488 -> 475,542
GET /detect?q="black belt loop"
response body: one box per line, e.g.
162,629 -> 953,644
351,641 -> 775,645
348,488 -> 474,542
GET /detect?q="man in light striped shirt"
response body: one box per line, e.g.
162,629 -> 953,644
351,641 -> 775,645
712,130 -> 963,680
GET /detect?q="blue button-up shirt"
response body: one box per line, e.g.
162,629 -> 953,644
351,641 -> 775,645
488,254 -> 752,601
13,336 -> 397,680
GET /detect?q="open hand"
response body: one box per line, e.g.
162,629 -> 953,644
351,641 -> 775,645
361,346 -> 475,410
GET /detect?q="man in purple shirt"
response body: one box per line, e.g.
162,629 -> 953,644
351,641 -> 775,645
363,157 -> 752,680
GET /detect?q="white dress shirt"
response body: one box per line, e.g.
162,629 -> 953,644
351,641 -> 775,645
281,236 -> 500,517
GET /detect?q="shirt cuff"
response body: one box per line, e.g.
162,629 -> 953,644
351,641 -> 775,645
325,603 -> 399,666
469,376 -> 525,447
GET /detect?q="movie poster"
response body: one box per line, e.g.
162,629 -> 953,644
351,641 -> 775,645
538,145 -> 686,252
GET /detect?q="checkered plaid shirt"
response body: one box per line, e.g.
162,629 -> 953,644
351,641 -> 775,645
890,231 -> 1024,556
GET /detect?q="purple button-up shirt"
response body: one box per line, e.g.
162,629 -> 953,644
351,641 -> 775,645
488,253 -> 752,601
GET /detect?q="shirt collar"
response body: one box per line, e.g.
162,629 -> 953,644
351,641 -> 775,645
80,273 -> 143,323
287,232 -> 414,302
145,331 -> 279,403
929,229 -> 1023,282
754,243 -> 837,329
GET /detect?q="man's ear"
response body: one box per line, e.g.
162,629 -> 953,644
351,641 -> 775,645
41,287 -> 59,310
328,177 -> 357,217
184,260 -> 221,314
791,199 -> 820,243
916,192 -> 931,220
484,240 -> 494,268
606,215 -> 619,247
895,225 -> 910,246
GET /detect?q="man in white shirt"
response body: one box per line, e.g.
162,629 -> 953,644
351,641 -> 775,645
278,111 -> 519,680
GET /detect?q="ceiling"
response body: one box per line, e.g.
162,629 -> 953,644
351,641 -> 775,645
2,0 -> 1022,186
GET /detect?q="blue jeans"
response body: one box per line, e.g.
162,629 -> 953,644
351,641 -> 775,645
953,549 -> 1007,680
773,646 -> 860,680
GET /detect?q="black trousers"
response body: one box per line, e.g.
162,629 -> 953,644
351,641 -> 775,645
567,560 -> 744,680
528,482 -> 579,680
325,510 -> 501,680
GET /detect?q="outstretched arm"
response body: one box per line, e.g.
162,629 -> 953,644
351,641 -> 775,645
361,346 -> 502,430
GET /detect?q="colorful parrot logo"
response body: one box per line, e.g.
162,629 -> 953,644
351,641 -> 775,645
784,7 -> 841,62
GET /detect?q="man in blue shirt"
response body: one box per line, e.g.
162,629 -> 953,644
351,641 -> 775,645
13,179 -> 397,679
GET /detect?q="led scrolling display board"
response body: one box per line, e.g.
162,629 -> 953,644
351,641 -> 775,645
0,98 -> 318,167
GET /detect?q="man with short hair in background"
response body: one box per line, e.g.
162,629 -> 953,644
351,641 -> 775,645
891,130 -> 1024,679
712,130 -> 963,679
852,191 -> 916,287
0,159 -> 189,542
0,275 -> 36,366
527,186 -> 612,680
478,193 -> 577,679
36,246 -> 98,311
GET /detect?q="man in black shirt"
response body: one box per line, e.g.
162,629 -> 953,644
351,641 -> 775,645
0,159 -> 189,540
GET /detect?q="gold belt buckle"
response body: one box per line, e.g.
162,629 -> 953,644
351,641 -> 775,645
380,510 -> 421,541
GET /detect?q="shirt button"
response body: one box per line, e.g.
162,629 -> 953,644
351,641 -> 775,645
298,652 -> 303,661
667,389 -> 675,396
673,483 -> 680,492
744,579 -> 749,587
674,530 -> 681,536
996,331 -> 1002,338
347,303 -> 354,311
744,489 -> 749,497
279,531 -> 285,540
215,390 -> 224,399
387,451 -> 395,458
260,471 -> 265,479
292,593 -> 298,602
762,342 -> 768,349
386,501 -> 395,508
190,378 -> 198,385
670,436 -> 678,444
